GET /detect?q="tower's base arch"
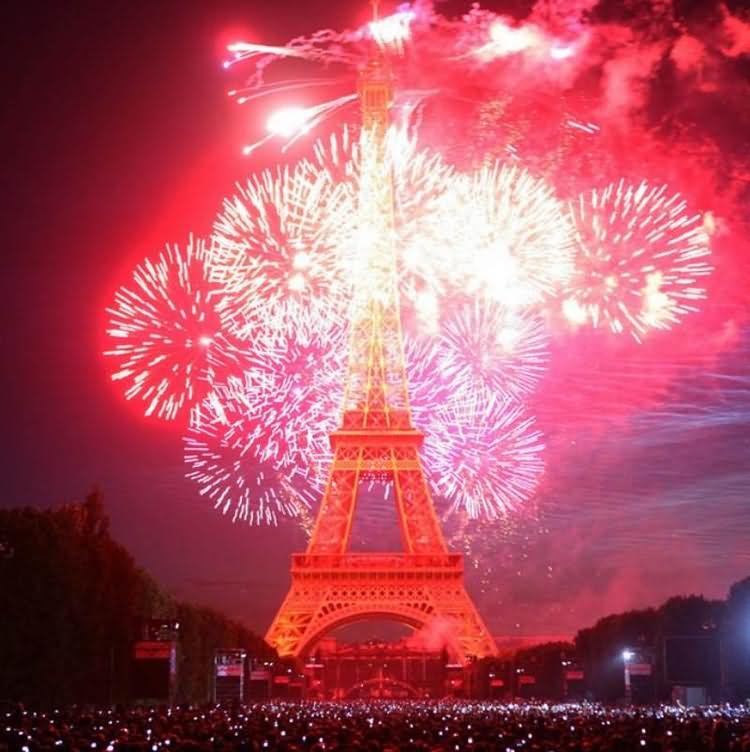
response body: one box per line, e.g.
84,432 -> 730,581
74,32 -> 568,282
266,553 -> 497,661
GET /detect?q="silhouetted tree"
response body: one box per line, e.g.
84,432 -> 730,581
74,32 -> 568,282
0,490 -> 274,707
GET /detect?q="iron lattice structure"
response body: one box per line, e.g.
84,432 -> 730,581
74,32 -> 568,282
266,50 -> 497,662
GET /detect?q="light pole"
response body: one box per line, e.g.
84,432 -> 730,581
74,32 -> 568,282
622,649 -> 635,704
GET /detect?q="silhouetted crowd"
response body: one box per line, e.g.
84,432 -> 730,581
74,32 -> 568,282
3,702 -> 750,752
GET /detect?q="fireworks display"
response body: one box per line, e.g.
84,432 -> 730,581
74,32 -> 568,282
101,0 -> 738,541
445,163 -> 575,306
423,396 -> 545,520
224,310 -> 345,471
562,181 -> 713,342
307,127 -> 460,309
182,309 -> 345,525
184,389 -> 314,526
211,165 -> 350,333
104,236 -> 238,421
437,301 -> 548,405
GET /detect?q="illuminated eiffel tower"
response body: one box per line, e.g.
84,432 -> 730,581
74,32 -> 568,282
266,8 -> 497,661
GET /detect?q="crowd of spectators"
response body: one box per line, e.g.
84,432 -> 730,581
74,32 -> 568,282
3,701 -> 750,752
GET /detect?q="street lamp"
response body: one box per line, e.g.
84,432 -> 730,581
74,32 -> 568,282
622,649 -> 634,703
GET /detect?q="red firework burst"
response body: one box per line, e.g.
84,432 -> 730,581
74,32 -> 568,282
563,180 -> 713,342
104,236 -> 239,421
184,390 -> 315,526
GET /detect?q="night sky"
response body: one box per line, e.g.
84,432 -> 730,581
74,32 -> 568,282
2,0 -> 749,641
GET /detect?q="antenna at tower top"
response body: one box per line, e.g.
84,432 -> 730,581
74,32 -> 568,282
371,0 -> 380,21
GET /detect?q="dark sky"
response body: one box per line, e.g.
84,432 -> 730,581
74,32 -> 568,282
2,0 -> 749,641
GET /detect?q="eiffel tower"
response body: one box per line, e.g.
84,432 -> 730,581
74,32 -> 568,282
266,13 -> 497,662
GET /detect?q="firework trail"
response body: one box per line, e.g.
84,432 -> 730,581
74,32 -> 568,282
437,301 -> 549,405
223,4 -> 581,153
211,164 -> 351,335
445,162 -> 575,306
104,235 -> 239,421
562,180 -> 713,342
184,389 -> 315,526
422,395 -> 546,521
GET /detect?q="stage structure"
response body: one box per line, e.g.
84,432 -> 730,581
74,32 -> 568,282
266,5 -> 497,662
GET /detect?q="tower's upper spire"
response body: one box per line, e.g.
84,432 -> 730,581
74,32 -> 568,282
371,0 -> 380,22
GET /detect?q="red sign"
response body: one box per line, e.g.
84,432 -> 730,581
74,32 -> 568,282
565,670 -> 585,680
250,670 -> 271,681
134,641 -> 172,660
519,675 -> 536,685
273,675 -> 291,684
490,679 -> 505,687
629,663 -> 652,676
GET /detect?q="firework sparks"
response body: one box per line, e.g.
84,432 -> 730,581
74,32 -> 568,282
369,9 -> 415,54
403,334 -> 447,427
423,395 -> 545,520
221,310 -> 345,472
446,162 -> 575,306
437,301 -> 549,404
210,163 -> 351,335
474,19 -> 545,60
310,127 -> 459,308
563,180 -> 713,341
104,236 -> 238,421
184,390 -> 314,526
184,310 -> 344,527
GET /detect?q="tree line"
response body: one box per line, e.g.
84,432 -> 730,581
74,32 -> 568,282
0,490 -> 275,707
2,489 -> 748,705
476,579 -> 750,702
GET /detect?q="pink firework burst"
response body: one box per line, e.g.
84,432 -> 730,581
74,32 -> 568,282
184,391 -> 314,526
210,164 -> 351,334
422,395 -> 545,521
445,161 -> 575,305
562,180 -> 713,342
437,301 -> 549,404
223,310 -> 345,475
404,334 -> 447,427
104,235 -> 238,421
